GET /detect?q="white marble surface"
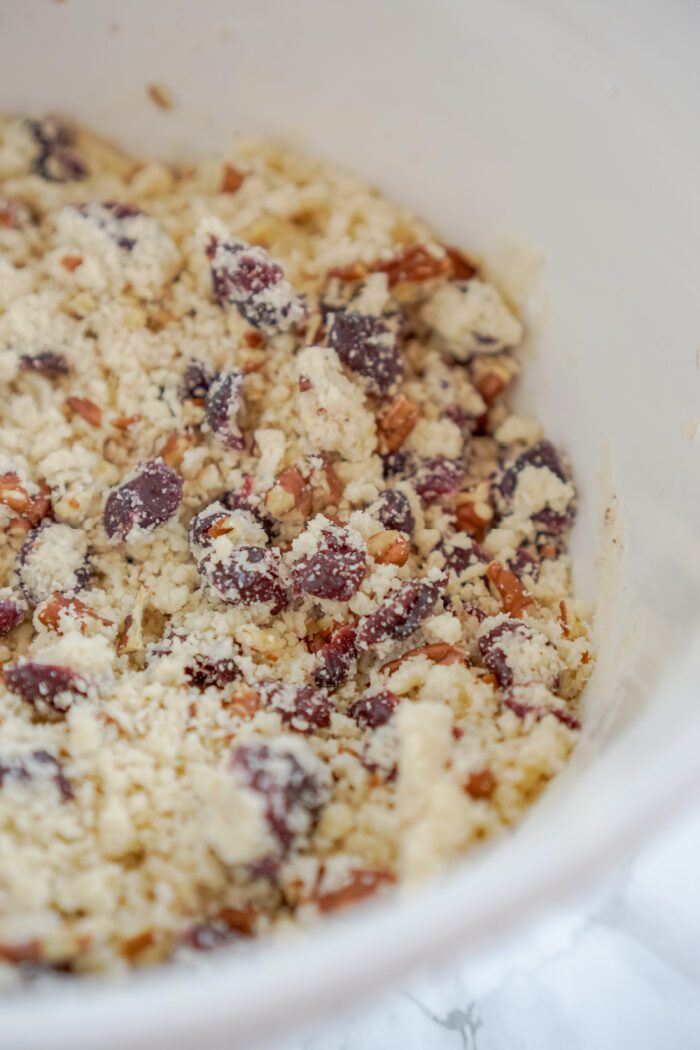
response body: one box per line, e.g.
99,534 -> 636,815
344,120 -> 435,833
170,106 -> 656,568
272,804 -> 700,1050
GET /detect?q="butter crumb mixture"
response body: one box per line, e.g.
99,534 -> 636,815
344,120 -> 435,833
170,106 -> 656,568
0,114 -> 593,979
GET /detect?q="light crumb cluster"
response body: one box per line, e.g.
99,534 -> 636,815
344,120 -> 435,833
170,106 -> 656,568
0,114 -> 593,981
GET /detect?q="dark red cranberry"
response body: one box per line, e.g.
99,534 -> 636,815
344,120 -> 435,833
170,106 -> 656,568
203,546 -> 287,613
374,489 -> 415,535
532,506 -> 576,536
508,547 -> 540,581
411,457 -> 464,502
441,538 -> 489,578
314,625 -> 357,691
478,620 -> 532,688
72,201 -> 144,250
291,523 -> 366,602
230,741 -> 326,855
355,577 -> 445,648
20,352 -> 69,377
206,235 -> 305,334
381,450 -> 413,480
204,370 -> 245,450
503,688 -> 580,731
326,310 -> 403,395
0,750 -> 75,801
180,360 -> 216,402
185,656 -> 239,690
188,501 -> 229,559
3,662 -> 89,717
0,598 -> 26,636
17,522 -> 92,605
444,404 -> 475,441
499,440 -> 568,502
349,690 -> 399,729
259,680 -> 333,732
221,482 -> 274,538
27,117 -> 87,182
103,459 -> 183,541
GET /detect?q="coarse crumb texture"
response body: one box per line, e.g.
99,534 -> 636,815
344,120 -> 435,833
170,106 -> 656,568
0,114 -> 593,981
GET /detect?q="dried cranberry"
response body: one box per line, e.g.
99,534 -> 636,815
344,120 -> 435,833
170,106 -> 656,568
17,522 -> 92,605
313,625 -> 357,691
291,523 -> 366,602
230,741 -> 326,856
103,459 -> 183,542
531,506 -> 576,536
188,501 -> 229,560
204,370 -> 245,450
503,687 -> 580,731
4,662 -> 89,716
222,485 -> 274,538
206,234 -> 305,334
203,546 -> 287,613
373,489 -> 415,535
20,352 -> 69,377
349,690 -> 399,729
0,750 -> 74,802
259,681 -> 333,732
441,538 -> 489,577
444,404 -> 475,440
355,577 -> 445,648
72,201 -> 143,250
411,457 -> 464,502
477,620 -> 532,688
185,656 -> 239,690
499,441 -> 568,502
381,450 -> 412,480
27,117 -> 87,183
508,547 -> 540,581
180,360 -> 216,402
326,310 -> 403,395
0,598 -> 26,635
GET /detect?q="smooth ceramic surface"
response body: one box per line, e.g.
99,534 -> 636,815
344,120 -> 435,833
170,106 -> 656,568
1,1 -> 698,1047
274,803 -> 700,1050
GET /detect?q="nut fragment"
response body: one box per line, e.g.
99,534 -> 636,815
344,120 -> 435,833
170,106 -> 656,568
65,396 -> 102,427
485,561 -> 536,616
378,396 -> 418,453
315,870 -> 394,913
265,467 -> 311,520
38,592 -> 113,634
0,473 -> 31,514
367,530 -> 410,567
464,769 -> 496,800
381,641 -> 467,676
159,430 -> 195,469
455,484 -> 494,541
220,164 -> 245,194
475,364 -> 511,407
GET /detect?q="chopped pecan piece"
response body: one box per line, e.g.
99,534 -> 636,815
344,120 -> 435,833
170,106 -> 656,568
367,530 -> 410,566
159,430 -> 195,469
220,164 -> 245,194
38,593 -> 112,633
371,244 -> 451,287
455,484 -> 494,541
266,467 -> 312,520
0,473 -> 31,514
465,769 -> 496,800
65,396 -> 102,427
485,562 -> 536,616
316,870 -> 394,913
381,642 -> 467,675
378,396 -> 418,453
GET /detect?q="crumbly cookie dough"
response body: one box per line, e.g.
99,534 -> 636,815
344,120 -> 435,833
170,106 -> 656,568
0,114 -> 593,980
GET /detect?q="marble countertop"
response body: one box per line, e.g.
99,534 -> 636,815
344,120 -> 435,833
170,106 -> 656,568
272,803 -> 700,1050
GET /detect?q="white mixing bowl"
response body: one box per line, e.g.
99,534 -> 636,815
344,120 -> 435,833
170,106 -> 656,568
1,1 -> 699,1047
